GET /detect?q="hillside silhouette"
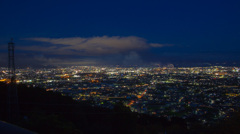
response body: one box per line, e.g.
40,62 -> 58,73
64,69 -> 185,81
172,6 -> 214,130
0,82 -> 239,134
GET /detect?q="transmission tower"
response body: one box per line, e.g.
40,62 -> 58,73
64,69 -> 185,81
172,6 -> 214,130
7,38 -> 19,122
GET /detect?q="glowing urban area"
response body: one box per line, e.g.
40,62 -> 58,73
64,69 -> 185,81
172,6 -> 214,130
1,0 -> 240,133
1,65 -> 240,124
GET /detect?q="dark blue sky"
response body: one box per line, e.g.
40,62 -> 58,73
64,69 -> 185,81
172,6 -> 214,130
0,0 -> 240,67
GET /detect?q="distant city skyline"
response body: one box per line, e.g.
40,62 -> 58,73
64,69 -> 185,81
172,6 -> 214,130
0,0 -> 240,67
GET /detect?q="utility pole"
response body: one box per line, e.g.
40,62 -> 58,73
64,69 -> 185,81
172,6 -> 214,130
7,38 -> 19,122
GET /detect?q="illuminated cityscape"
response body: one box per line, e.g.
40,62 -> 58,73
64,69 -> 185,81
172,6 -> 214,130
1,65 -> 239,126
1,0 -> 240,133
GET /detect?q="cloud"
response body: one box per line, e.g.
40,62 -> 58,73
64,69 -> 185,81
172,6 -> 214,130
30,55 -> 98,65
150,43 -> 173,47
22,36 -> 171,56
150,43 -> 164,47
9,36 -> 174,66
9,54 -> 98,67
123,51 -> 143,65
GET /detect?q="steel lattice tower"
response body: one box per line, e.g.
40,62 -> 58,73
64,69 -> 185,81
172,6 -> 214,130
8,38 -> 19,121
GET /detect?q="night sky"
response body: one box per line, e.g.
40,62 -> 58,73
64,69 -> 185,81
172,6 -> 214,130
0,0 -> 240,67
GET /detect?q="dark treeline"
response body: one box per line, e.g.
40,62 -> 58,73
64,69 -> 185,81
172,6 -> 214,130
0,82 -> 239,134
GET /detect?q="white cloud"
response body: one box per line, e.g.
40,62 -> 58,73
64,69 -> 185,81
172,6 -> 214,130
150,43 -> 173,47
22,36 -> 171,56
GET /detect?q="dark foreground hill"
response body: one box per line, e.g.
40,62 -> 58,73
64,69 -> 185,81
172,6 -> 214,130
0,82 -> 239,134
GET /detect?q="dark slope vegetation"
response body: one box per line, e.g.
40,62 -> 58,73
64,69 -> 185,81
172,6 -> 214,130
1,82 -> 239,134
